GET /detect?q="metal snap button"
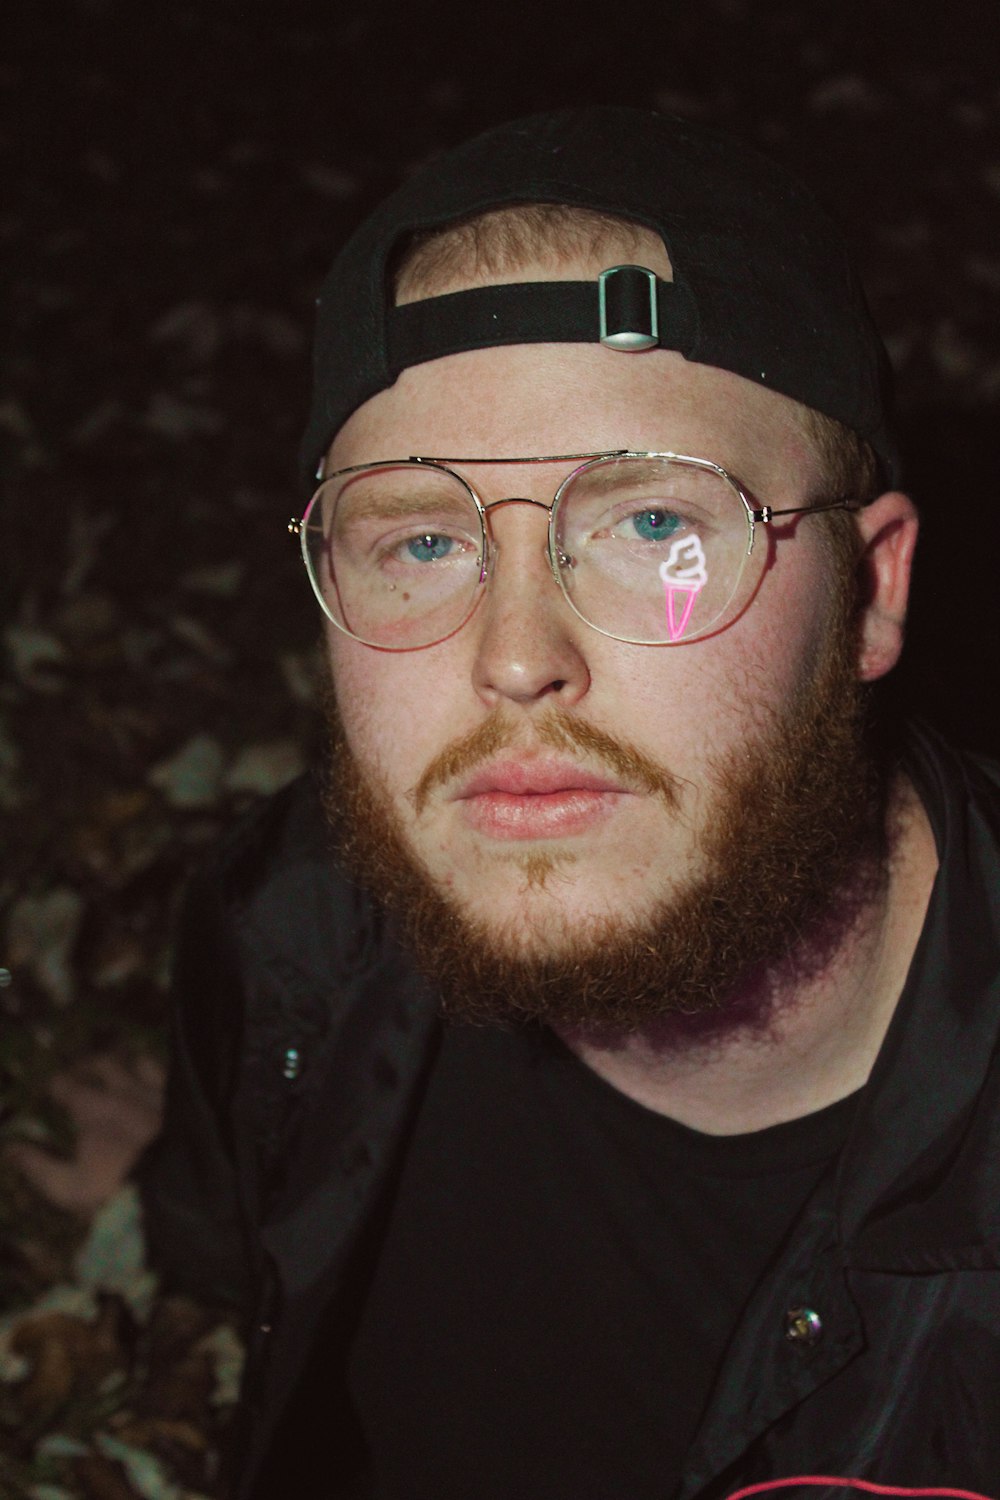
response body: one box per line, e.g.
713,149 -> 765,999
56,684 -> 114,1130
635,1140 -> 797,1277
785,1306 -> 823,1345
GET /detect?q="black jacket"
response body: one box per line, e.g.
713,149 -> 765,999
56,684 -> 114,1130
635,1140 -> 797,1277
141,723 -> 1000,1500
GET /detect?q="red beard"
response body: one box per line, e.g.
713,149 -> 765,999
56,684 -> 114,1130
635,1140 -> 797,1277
321,535 -> 888,1047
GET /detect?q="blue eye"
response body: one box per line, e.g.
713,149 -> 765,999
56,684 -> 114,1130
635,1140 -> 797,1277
407,533 -> 454,562
629,509 -> 682,541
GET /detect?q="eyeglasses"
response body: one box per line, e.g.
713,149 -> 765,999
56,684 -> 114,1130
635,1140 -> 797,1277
289,450 -> 860,651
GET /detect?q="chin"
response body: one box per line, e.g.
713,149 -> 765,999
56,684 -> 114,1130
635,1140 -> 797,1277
441,858 -> 664,961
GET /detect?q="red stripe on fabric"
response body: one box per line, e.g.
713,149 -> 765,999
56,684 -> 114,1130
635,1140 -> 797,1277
725,1477 -> 997,1500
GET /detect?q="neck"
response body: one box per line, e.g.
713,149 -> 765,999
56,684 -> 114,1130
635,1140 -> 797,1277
556,771 -> 939,1136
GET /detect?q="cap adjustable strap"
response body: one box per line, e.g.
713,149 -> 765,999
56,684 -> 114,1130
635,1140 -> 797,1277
386,269 -> 697,376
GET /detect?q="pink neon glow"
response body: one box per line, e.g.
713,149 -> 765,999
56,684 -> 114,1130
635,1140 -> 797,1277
724,1476 -> 997,1500
658,536 -> 707,640
664,581 -> 702,640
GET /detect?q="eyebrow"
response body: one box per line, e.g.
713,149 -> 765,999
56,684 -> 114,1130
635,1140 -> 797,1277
565,467 -> 678,500
336,489 -> 477,524
564,463 -> 717,502
325,453 -> 726,516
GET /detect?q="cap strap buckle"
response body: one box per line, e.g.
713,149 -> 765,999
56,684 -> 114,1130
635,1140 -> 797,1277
598,265 -> 659,351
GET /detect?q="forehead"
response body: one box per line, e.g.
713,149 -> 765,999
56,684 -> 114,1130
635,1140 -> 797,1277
328,347 -> 822,504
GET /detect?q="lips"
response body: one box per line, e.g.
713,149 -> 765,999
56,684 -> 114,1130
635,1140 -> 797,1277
459,759 -> 625,798
455,758 -> 628,840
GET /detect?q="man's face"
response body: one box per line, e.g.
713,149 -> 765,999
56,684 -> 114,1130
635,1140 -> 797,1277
321,269 -> 879,1030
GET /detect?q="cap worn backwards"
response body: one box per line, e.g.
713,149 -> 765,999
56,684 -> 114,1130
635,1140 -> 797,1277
300,106 -> 897,489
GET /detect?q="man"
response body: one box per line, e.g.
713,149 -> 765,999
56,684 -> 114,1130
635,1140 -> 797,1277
142,109 -> 1000,1499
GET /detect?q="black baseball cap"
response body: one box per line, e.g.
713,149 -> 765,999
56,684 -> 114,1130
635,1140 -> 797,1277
300,106 -> 897,488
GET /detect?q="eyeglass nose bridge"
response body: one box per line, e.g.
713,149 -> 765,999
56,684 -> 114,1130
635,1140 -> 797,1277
480,494 -> 567,588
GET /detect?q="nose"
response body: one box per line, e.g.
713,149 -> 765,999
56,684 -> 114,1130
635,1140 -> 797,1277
470,499 -> 591,709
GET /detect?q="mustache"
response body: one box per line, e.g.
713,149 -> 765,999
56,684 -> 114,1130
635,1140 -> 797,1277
411,708 -> 681,815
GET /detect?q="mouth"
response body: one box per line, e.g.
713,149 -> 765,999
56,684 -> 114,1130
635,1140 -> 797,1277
454,758 -> 630,840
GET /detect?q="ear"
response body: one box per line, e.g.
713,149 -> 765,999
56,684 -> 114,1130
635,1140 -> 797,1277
854,491 -> 920,682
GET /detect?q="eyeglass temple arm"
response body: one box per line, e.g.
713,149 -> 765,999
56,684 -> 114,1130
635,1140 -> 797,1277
750,497 -> 863,523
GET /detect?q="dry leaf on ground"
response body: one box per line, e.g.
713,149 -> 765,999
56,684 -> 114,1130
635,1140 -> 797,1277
4,1055 -> 165,1215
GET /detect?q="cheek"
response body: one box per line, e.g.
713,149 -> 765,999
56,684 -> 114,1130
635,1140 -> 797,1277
325,630 -> 461,791
613,649 -> 759,770
618,547 -> 837,757
743,540 -> 846,703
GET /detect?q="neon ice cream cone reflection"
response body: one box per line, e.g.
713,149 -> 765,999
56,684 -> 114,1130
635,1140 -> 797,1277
658,535 -> 708,641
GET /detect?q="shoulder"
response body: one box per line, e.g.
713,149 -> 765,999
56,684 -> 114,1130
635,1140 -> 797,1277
196,768 -> 331,898
190,769 -> 379,980
169,770 -> 388,1104
903,719 -> 1000,844
898,720 -> 1000,990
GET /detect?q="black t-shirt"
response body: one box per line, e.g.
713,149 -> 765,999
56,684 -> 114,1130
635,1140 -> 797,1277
347,1022 -> 858,1500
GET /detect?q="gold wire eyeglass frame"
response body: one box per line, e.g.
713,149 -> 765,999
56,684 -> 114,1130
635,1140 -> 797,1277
288,449 -> 861,650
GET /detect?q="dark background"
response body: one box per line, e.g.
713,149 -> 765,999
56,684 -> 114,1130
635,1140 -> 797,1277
4,0 -> 1000,1050
2,2 -> 999,1491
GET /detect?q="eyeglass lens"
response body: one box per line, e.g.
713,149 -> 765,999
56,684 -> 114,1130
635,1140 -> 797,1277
301,456 -> 752,649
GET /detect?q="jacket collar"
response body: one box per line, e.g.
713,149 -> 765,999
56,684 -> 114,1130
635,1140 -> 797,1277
835,722 -> 1000,1268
